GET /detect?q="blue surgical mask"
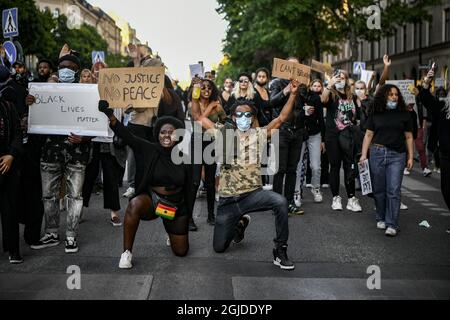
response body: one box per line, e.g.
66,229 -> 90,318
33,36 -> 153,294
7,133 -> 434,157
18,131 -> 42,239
386,101 -> 397,110
58,68 -> 76,83
236,116 -> 252,132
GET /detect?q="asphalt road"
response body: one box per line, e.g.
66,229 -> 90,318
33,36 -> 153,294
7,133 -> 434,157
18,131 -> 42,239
0,165 -> 449,300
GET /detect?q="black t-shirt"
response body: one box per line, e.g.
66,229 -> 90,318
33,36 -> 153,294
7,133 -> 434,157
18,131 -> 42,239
366,110 -> 413,153
325,91 -> 357,136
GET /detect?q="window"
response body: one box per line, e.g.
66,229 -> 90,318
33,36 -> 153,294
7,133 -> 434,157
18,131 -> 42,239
445,9 -> 450,42
403,25 -> 407,52
393,28 -> 398,54
425,21 -> 430,47
414,22 -> 421,49
53,8 -> 60,18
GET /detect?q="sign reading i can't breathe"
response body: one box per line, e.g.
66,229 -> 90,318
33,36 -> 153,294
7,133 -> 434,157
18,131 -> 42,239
98,67 -> 165,108
272,58 -> 311,86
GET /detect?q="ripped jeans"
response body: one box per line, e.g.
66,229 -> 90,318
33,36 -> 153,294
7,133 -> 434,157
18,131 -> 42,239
41,161 -> 86,238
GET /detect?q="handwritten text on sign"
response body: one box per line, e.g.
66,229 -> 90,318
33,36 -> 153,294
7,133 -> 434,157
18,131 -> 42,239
386,80 -> 416,105
310,59 -> 333,76
28,83 -> 109,137
358,160 -> 373,196
272,58 -> 311,85
98,67 -> 165,108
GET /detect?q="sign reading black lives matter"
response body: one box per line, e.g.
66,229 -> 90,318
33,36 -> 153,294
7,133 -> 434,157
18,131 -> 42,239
28,83 -> 109,137
98,67 -> 165,108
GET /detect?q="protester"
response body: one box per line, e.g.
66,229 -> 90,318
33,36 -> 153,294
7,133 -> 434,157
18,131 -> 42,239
33,59 -> 53,83
190,78 -> 226,226
225,73 -> 255,115
270,57 -> 306,215
321,69 -> 362,212
30,50 -> 92,253
99,101 -> 193,268
82,109 -> 126,227
79,69 -> 94,84
296,79 -> 325,204
360,84 -> 414,236
192,78 -> 300,270
253,68 -> 273,190
0,65 -> 23,264
420,69 -> 450,234
220,78 -> 234,107
91,61 -> 107,83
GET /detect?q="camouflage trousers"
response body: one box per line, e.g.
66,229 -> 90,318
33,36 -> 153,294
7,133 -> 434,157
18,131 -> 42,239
40,161 -> 86,238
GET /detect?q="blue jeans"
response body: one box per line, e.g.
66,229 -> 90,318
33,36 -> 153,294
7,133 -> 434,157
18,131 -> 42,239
213,188 -> 289,252
369,146 -> 406,230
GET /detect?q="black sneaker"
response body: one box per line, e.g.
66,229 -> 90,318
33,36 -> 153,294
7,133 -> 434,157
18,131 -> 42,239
9,253 -> 24,264
30,233 -> 60,250
233,215 -> 251,244
189,218 -> 198,232
65,237 -> 79,253
273,246 -> 295,270
207,214 -> 215,226
288,203 -> 304,216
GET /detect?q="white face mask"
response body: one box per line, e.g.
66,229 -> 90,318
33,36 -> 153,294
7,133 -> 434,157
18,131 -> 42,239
335,82 -> 345,90
355,89 -> 365,97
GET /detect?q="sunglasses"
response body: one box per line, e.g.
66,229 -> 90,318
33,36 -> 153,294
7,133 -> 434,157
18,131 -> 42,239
239,79 -> 249,84
235,111 -> 253,118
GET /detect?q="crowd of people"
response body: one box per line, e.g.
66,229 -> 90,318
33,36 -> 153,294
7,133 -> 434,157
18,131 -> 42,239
0,43 -> 449,271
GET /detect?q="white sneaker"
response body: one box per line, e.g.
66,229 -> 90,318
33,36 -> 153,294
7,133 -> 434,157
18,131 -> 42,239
346,197 -> 362,212
122,187 -> 135,198
305,184 -> 313,188
400,203 -> 408,210
332,196 -> 343,211
385,227 -> 397,237
311,188 -> 323,203
166,237 -> 171,247
377,222 -> 386,230
321,184 -> 330,189
403,168 -> 410,175
262,184 -> 273,191
423,168 -> 432,177
294,191 -> 302,207
119,250 -> 133,269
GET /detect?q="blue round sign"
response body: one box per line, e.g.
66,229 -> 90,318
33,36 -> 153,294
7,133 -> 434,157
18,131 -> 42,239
3,40 -> 17,65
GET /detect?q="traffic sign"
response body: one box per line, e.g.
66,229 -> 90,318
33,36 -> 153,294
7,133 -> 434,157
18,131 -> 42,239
353,61 -> 366,75
2,8 -> 19,38
92,51 -> 105,64
3,41 -> 17,65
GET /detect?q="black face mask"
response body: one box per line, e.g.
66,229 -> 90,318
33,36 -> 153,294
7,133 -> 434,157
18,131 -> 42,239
256,81 -> 267,87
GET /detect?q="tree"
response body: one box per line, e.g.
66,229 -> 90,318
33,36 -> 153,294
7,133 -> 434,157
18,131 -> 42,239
216,0 -> 442,80
0,0 -> 57,59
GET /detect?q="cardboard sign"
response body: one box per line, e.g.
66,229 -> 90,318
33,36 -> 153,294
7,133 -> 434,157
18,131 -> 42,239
272,58 -> 311,85
386,80 -> 416,105
358,160 -> 373,196
98,67 -> 165,108
28,83 -> 109,137
360,70 -> 375,86
310,59 -> 333,76
189,64 -> 204,79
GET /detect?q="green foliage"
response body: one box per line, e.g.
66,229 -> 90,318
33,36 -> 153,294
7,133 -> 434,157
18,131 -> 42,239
216,0 -> 442,79
0,1 -> 120,70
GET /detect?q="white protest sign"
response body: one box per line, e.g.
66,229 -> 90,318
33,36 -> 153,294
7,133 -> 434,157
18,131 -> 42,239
28,83 -> 109,137
435,78 -> 445,88
358,160 -> 373,196
386,80 -> 416,105
360,70 -> 375,86
189,64 -> 204,79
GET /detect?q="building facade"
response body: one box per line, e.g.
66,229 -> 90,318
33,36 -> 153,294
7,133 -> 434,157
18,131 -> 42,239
35,0 -> 122,55
323,3 -> 450,86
